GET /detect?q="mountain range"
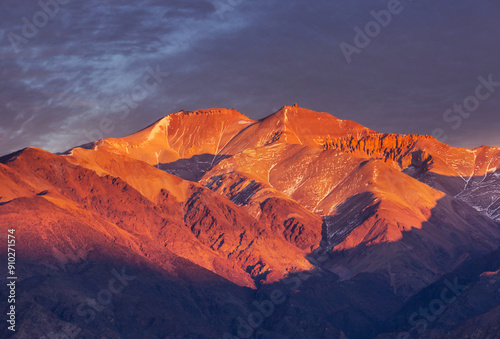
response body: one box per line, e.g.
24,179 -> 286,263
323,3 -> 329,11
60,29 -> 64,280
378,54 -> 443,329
1,104 -> 499,338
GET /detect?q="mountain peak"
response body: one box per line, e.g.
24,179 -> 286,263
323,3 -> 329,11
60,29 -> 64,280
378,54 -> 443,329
92,107 -> 255,166
280,102 -> 300,109
258,105 -> 374,144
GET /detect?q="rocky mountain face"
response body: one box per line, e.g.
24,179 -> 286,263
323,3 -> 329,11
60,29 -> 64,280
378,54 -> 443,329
1,105 -> 499,338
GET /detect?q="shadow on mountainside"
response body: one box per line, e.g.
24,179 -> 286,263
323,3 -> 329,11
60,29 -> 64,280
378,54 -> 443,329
297,183 -> 500,338
0,251 -> 256,339
408,170 -> 500,223
316,190 -> 500,294
5,245 -> 497,338
159,153 -> 231,181
376,247 -> 500,338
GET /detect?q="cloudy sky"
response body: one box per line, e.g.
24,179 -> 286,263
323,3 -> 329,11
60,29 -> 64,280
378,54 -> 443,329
1,0 -> 499,155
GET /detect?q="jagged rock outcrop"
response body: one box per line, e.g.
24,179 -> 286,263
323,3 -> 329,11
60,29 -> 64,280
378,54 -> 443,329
322,133 -> 436,169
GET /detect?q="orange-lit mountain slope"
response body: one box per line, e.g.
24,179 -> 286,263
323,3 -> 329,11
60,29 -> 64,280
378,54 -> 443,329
101,104 -> 500,211
85,105 -> 500,214
217,104 -> 374,154
1,147 -> 317,288
92,108 -> 254,166
199,135 -> 500,296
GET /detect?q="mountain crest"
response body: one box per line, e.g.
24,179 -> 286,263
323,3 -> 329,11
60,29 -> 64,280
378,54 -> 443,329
175,107 -> 245,117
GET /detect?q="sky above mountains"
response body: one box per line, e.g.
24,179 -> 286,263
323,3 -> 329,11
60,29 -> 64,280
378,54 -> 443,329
1,0 -> 499,155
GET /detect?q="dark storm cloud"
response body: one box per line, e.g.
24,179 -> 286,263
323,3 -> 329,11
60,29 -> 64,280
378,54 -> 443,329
0,0 -> 499,155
